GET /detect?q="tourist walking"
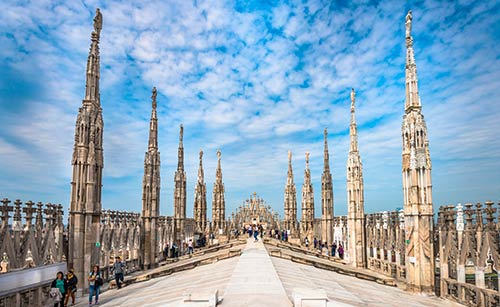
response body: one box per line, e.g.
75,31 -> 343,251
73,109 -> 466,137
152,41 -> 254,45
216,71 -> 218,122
338,244 -> 344,259
188,239 -> 194,254
313,237 -> 318,249
50,271 -> 67,307
111,256 -> 126,289
163,242 -> 169,259
88,265 -> 102,306
65,268 -> 78,306
304,237 -> 309,248
332,241 -> 337,257
253,225 -> 259,242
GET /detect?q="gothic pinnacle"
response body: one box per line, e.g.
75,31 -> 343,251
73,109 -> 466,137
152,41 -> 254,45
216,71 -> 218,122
350,89 -> 359,153
323,128 -> 330,172
177,124 -> 184,170
404,10 -> 421,112
198,149 -> 204,181
148,87 -> 158,150
151,87 -> 157,110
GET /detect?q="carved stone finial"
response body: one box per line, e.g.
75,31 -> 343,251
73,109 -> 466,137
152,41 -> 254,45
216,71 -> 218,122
305,151 -> 310,165
151,87 -> 157,109
199,149 -> 203,160
217,149 -> 221,160
93,8 -> 103,35
405,10 -> 412,38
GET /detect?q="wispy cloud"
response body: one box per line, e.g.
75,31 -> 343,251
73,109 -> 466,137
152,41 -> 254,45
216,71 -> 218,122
0,0 -> 499,219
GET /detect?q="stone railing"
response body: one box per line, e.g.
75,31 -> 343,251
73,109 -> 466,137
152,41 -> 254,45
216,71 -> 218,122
98,209 -> 142,275
0,198 -> 66,273
438,201 -> 500,306
0,262 -> 66,307
365,210 -> 406,282
332,216 -> 347,249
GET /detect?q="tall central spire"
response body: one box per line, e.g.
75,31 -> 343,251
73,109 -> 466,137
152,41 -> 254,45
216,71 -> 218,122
350,88 -> 358,152
404,10 -> 421,112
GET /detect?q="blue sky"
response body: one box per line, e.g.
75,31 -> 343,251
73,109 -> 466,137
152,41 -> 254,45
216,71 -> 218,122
0,0 -> 499,219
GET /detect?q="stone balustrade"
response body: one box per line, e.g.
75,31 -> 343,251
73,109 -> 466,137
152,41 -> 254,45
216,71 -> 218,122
365,210 -> 406,282
437,201 -> 500,306
0,198 -> 66,273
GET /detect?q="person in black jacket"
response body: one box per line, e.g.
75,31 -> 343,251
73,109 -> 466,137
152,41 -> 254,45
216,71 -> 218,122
51,271 -> 68,307
65,268 -> 78,306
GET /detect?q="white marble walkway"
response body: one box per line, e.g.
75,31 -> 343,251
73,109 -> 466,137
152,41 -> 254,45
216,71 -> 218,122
74,238 -> 465,307
220,238 -> 291,307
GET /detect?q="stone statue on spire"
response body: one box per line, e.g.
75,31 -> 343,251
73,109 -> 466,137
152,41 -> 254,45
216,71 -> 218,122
217,149 -> 221,160
93,8 -> 102,35
151,87 -> 157,109
305,151 -> 310,165
405,10 -> 412,38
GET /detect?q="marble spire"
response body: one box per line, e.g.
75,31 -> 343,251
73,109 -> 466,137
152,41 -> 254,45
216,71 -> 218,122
404,10 -> 421,112
68,8 -> 104,290
174,124 -> 186,220
212,150 -> 226,233
301,152 -> 314,238
141,87 -> 161,269
194,150 -> 207,232
401,10 -> 434,293
84,8 -> 102,104
173,124 -> 187,249
321,128 -> 334,245
283,151 -> 298,235
346,88 -> 366,268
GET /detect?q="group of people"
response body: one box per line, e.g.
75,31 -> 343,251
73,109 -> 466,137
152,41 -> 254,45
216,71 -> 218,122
304,237 -> 344,259
245,224 -> 264,241
50,269 -> 78,307
162,238 -> 198,259
269,228 -> 290,241
50,257 -> 126,307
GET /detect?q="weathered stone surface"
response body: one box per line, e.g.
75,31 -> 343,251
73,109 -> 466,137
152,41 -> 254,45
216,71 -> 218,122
141,87 -> 161,270
346,88 -> 366,269
283,151 -> 298,237
212,150 -> 226,233
300,152 -> 315,240
401,10 -> 434,293
194,150 -> 208,232
321,128 -> 334,247
68,8 -> 104,291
